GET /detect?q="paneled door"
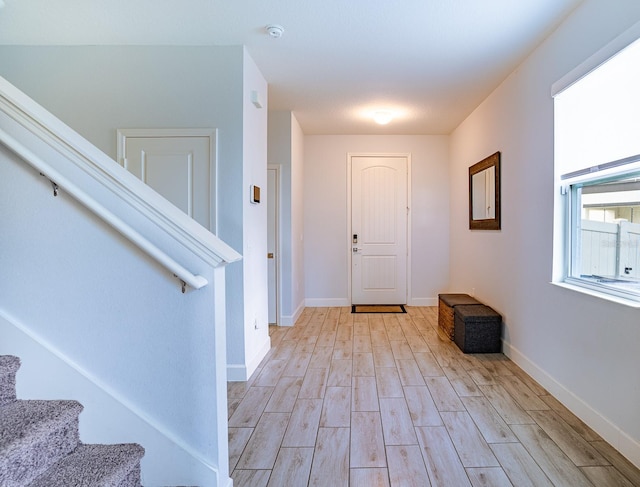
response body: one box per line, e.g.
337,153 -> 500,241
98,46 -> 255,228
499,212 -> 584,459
351,155 -> 408,304
117,129 -> 217,232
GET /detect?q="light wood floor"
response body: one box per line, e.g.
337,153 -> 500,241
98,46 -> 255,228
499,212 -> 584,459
227,307 -> 640,487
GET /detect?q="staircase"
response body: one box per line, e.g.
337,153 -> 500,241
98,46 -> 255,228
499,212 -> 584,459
0,355 -> 145,486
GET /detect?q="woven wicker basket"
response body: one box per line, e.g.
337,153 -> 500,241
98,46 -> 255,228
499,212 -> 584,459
437,294 -> 482,341
453,304 -> 502,353
438,298 -> 456,340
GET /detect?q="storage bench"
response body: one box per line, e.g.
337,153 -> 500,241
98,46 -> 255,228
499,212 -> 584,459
454,304 -> 502,353
437,294 -> 482,340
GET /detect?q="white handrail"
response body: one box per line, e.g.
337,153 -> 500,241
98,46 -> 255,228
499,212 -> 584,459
0,127 -> 208,291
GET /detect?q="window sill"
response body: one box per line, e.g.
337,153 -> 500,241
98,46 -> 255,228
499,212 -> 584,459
551,281 -> 640,308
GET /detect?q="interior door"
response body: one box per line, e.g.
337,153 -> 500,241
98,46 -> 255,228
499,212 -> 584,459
267,167 -> 278,324
117,129 -> 216,232
351,155 -> 408,304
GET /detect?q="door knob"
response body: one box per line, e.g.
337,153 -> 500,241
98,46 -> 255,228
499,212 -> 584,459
267,253 -> 274,259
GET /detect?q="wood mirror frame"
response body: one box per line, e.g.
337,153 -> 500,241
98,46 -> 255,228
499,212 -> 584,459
469,151 -> 501,230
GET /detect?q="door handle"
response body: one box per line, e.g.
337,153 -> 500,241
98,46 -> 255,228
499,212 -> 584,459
267,253 -> 274,259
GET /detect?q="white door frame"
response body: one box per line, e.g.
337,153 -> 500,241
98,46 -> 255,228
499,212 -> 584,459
116,128 -> 218,234
347,153 -> 412,305
268,164 -> 281,326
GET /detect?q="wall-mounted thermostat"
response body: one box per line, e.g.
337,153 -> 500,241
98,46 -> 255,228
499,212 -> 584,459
251,185 -> 261,204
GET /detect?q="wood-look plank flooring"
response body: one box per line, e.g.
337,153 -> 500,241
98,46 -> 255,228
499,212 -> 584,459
228,307 -> 640,486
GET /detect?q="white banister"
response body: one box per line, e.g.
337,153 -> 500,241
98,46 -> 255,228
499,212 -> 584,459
0,127 -> 209,291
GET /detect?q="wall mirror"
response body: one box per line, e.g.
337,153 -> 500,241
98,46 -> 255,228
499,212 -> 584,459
469,151 -> 501,230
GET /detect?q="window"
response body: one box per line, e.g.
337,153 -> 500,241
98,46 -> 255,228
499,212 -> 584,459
554,26 -> 640,303
564,163 -> 640,301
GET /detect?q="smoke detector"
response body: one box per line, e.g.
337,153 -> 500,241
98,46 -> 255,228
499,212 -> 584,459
266,24 -> 284,38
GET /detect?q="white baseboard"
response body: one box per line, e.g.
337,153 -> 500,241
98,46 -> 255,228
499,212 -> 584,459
408,297 -> 438,306
247,335 -> 271,379
503,341 -> 640,468
226,364 -> 248,382
304,298 -> 437,308
227,334 -> 271,382
305,298 -> 350,307
280,301 -> 305,327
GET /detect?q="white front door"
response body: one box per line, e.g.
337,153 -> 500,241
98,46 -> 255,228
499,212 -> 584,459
351,155 -> 408,304
117,129 -> 216,232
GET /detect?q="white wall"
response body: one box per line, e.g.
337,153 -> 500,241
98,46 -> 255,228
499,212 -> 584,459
304,135 -> 450,306
0,45 -> 270,382
449,0 -> 640,466
239,50 -> 270,379
0,132 -> 229,486
268,111 -> 306,325
0,46 -> 244,165
291,115 -> 306,318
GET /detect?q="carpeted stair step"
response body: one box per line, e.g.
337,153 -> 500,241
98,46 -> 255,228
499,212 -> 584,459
0,355 -> 20,406
0,399 -> 83,486
28,443 -> 145,487
0,355 -> 147,485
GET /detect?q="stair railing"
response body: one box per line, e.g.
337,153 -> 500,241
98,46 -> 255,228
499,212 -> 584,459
0,127 -> 208,292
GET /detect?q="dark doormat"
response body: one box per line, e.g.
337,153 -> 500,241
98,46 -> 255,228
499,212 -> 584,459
351,304 -> 406,314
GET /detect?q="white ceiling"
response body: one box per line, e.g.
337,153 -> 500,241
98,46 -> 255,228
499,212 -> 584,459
0,0 -> 582,135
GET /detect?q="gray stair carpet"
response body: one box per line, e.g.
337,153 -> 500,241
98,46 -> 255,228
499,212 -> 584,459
0,355 -> 20,406
0,355 -> 146,487
28,443 -> 144,487
0,399 -> 83,485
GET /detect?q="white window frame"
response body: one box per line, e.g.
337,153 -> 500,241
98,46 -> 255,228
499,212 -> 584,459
561,157 -> 640,303
553,20 -> 640,306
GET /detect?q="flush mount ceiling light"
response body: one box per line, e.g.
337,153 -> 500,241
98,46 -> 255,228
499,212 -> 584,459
266,24 -> 284,38
373,111 -> 393,125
